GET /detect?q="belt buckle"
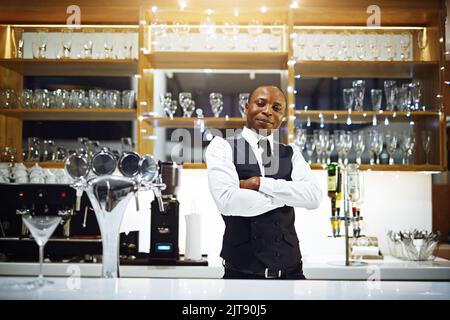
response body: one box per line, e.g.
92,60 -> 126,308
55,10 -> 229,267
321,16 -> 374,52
264,268 -> 281,279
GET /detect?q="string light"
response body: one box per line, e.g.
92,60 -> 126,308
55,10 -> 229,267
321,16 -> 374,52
234,9 -> 239,17
179,1 -> 187,11
151,6 -> 158,13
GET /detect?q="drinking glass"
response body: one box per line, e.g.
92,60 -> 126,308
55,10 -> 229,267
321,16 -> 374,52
384,33 -> 395,60
121,32 -> 133,59
33,89 -> 50,109
103,29 -> 115,59
151,19 -> 168,51
401,131 -> 415,164
209,92 -> 223,118
343,88 -> 354,112
352,131 -> 365,165
384,80 -> 397,111
354,33 -> 365,60
400,33 -> 411,61
334,130 -> 345,164
312,32 -> 324,60
60,28 -> 73,59
54,89 -> 70,109
160,93 -> 173,118
32,28 -> 48,59
121,90 -> 135,109
121,137 -> 133,152
385,131 -> 398,165
352,80 -> 365,111
371,89 -> 382,112
410,81 -> 422,111
294,128 -> 307,151
89,89 -> 104,109
222,22 -> 239,51
173,21 -> 191,51
326,34 -> 337,60
340,33 -> 352,60
305,134 -> 316,164
396,87 -> 409,112
82,29 -> 95,59
77,137 -> 89,156
239,93 -> 249,117
342,131 -> 352,165
368,130 -> 383,165
326,133 -> 335,164
26,137 -> 40,162
367,33 -> 380,60
19,89 -> 34,109
421,130 -> 431,165
269,21 -> 283,51
21,215 -> 62,288
247,20 -> 263,51
14,27 -> 24,59
43,140 -> 56,162
69,89 -> 87,109
104,90 -> 121,109
401,83 -> 412,111
313,130 -> 324,164
199,19 -> 216,51
297,33 -> 307,60
179,92 -> 193,117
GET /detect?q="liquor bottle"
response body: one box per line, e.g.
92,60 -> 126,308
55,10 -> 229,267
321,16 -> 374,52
379,143 -> 390,165
327,163 -> 341,237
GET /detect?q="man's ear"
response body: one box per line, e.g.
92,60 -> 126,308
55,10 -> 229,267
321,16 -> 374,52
245,102 -> 248,114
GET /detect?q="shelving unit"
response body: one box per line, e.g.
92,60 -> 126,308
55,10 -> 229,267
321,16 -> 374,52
0,24 -> 139,162
145,117 -> 246,129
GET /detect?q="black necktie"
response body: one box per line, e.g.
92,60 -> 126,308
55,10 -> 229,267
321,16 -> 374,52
258,138 -> 272,169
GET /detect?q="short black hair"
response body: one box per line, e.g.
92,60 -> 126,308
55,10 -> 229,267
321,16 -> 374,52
248,85 -> 287,104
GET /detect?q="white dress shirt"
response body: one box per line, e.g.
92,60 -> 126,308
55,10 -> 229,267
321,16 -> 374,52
205,126 -> 322,217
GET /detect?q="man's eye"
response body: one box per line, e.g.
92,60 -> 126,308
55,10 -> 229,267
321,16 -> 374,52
256,101 -> 265,107
273,105 -> 282,112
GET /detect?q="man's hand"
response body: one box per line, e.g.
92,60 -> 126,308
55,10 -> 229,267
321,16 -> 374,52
239,176 -> 260,191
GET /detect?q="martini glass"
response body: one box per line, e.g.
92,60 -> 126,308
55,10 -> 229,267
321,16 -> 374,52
22,215 -> 62,287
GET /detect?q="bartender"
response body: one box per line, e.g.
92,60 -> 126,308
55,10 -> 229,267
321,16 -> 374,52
205,85 -> 322,279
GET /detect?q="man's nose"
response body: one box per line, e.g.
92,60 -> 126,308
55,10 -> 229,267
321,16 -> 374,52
262,104 -> 273,116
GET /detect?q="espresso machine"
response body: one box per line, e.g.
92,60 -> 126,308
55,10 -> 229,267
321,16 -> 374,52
149,161 -> 180,264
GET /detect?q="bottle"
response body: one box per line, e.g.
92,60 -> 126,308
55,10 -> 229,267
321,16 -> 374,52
379,143 -> 390,165
327,163 -> 341,237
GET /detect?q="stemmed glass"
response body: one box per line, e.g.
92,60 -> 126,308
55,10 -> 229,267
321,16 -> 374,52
354,33 -> 365,60
396,87 -> 409,112
173,21 -> 191,51
21,215 -> 62,288
352,131 -> 365,165
343,88 -> 354,112
103,29 -> 115,59
33,28 -> 48,59
384,80 -> 397,111
60,28 -> 73,59
352,80 -> 365,111
200,18 -> 216,50
368,130 -> 383,165
334,130 -> 345,164
248,20 -> 263,51
342,131 -> 352,165
326,133 -> 335,164
384,33 -> 395,61
305,134 -> 316,164
160,93 -> 175,119
179,92 -> 193,117
367,33 -> 380,60
401,131 -> 416,164
209,92 -> 223,118
294,128 -> 307,152
238,93 -> 249,117
400,33 -> 411,61
269,21 -> 283,51
385,131 -> 398,165
82,29 -> 95,59
121,32 -> 133,59
410,81 -> 422,111
421,130 -> 431,165
313,130 -> 328,164
222,23 -> 239,51
371,89 -> 382,125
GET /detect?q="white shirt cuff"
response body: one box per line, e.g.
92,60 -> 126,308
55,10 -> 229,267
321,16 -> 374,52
259,176 -> 275,196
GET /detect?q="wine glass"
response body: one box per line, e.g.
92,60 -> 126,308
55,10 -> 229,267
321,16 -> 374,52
248,20 -> 263,51
334,130 -> 345,164
313,130 -> 328,164
305,134 -> 316,164
269,21 -> 283,51
209,92 -> 223,118
103,29 -> 115,59
179,92 -> 193,117
400,33 -> 411,61
410,81 -> 422,111
343,88 -> 354,112
354,33 -> 365,60
385,131 -> 398,165
121,32 -> 133,59
384,80 -> 397,111
160,93 -> 174,118
368,130 -> 383,165
60,28 -> 73,59
199,18 -> 216,51
33,28 -> 48,59
326,133 -> 335,164
342,131 -> 352,165
396,87 -> 409,112
21,215 -> 62,288
82,28 -> 95,59
352,80 -> 365,111
173,21 -> 191,51
238,93 -> 249,117
401,131 -> 416,164
367,33 -> 380,60
352,131 -> 365,165
421,130 -> 431,165
294,127 -> 307,152
222,22 -> 239,51
384,33 -> 395,60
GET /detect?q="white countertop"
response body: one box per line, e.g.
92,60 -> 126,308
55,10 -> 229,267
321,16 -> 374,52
0,277 -> 449,300
1,255 -> 449,280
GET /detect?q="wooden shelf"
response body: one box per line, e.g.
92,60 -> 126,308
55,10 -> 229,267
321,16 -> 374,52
145,52 -> 288,70
0,59 -> 138,76
146,117 -> 246,128
23,162 -> 64,169
294,61 -> 439,78
0,108 -> 136,121
182,162 -> 442,171
294,110 -> 440,124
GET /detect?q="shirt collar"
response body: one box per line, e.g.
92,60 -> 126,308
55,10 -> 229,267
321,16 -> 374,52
242,126 -> 274,150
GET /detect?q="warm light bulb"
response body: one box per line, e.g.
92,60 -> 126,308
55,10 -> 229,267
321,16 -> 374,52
179,1 -> 187,11
151,6 -> 158,13
260,6 -> 268,13
234,9 -> 239,17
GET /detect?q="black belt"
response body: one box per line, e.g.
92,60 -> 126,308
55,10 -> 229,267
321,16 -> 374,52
223,261 -> 302,279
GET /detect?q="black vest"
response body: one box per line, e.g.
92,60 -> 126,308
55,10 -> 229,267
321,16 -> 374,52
220,134 -> 302,272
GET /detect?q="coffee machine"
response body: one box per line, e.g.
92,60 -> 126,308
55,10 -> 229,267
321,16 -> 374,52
149,161 -> 180,263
